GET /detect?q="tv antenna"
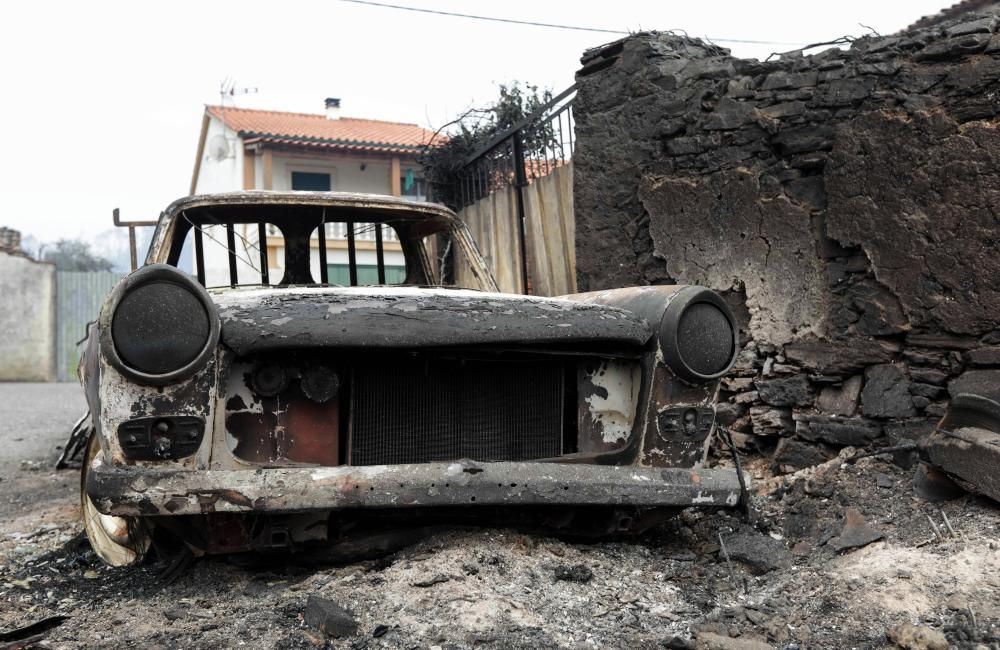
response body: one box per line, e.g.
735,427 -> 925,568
211,77 -> 259,161
219,76 -> 258,104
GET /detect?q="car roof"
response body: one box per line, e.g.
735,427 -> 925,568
161,191 -> 458,223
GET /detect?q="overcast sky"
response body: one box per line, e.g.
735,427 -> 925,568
1,0 -> 944,250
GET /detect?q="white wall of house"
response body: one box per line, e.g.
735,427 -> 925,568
272,154 -> 394,195
192,116 -> 243,195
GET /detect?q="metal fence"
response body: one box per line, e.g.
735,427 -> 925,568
456,85 -> 576,211
55,271 -> 123,381
454,85 -> 576,293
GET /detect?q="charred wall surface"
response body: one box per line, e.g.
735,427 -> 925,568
573,15 -> 1000,470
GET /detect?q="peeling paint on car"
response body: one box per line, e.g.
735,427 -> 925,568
583,360 -> 641,444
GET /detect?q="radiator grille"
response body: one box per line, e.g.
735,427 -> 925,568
350,359 -> 564,465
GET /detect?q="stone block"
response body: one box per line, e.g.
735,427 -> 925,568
760,70 -> 818,90
784,339 -> 894,375
909,382 -> 946,400
945,16 -> 999,37
965,346 -> 1000,366
702,97 -> 755,130
915,33 -> 991,61
814,78 -> 874,106
772,124 -> 834,155
909,367 -> 949,385
816,375 -> 863,415
924,427 -> 1000,503
862,363 -> 915,418
796,414 -> 882,446
755,375 -> 813,407
949,369 -> 1000,402
750,406 -> 793,435
772,438 -> 835,473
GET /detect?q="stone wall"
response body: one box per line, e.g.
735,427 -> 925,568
573,14 -> 1000,470
0,249 -> 56,382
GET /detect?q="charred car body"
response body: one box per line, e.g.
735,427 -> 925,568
77,191 -> 742,565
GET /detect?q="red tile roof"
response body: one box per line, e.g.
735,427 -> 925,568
206,106 -> 439,154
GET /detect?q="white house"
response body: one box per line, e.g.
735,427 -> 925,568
188,98 -> 436,287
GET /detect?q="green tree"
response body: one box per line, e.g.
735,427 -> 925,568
420,82 -> 555,210
43,239 -> 114,271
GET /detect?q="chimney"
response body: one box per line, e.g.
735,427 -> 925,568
325,97 -> 341,120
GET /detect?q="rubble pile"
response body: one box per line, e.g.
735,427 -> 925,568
573,14 -> 1000,471
2,453 -> 998,648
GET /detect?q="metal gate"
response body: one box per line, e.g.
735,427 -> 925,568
55,271 -> 122,381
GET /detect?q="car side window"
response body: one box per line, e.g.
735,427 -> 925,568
178,222 -> 284,288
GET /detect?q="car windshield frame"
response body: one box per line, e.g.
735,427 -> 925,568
146,192 -> 498,292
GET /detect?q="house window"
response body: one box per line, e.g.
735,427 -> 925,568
327,264 -> 407,286
400,169 -> 427,201
291,171 -> 331,191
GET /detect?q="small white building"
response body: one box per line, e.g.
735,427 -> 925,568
189,98 -> 436,287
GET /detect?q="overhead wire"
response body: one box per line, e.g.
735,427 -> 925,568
336,0 -> 806,46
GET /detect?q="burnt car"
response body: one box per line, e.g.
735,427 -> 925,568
75,191 -> 742,566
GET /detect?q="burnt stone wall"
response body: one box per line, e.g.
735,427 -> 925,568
573,15 -> 1000,471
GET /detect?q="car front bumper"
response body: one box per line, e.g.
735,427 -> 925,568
86,457 -> 744,517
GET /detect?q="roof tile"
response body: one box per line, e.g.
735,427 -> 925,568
207,106 -> 438,154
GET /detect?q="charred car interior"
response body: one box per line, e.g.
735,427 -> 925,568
73,191 -> 743,567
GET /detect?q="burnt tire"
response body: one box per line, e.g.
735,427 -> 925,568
81,433 -> 151,566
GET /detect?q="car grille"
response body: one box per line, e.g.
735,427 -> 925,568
349,359 -> 565,465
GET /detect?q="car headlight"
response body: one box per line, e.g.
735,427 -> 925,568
659,286 -> 738,383
101,264 -> 219,384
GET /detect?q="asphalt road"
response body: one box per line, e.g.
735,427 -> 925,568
0,382 -> 87,467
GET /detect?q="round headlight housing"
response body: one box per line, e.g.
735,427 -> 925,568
101,264 -> 219,385
659,286 -> 738,383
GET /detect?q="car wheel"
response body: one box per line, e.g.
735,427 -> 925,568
81,433 -> 151,566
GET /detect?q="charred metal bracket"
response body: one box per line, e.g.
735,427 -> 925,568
118,416 -> 205,461
656,405 -> 715,443
715,425 -> 751,520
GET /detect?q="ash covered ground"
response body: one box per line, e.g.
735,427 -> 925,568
1,384 -> 998,649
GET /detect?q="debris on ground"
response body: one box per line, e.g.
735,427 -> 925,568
885,622 -> 950,650
552,563 -> 593,583
302,594 -> 358,639
2,450 -> 999,647
719,531 -> 791,574
828,507 -> 884,552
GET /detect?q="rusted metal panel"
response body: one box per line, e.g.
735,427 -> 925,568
86,457 -> 742,517
223,357 -> 340,465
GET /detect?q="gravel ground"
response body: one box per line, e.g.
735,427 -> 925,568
1,384 -> 999,649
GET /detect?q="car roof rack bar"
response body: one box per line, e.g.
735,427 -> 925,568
375,224 -> 386,285
194,227 -> 206,286
318,222 -> 329,285
347,222 -> 358,287
226,223 -> 238,288
257,222 -> 269,286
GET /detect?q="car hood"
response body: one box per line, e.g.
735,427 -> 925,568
212,286 -> 652,354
